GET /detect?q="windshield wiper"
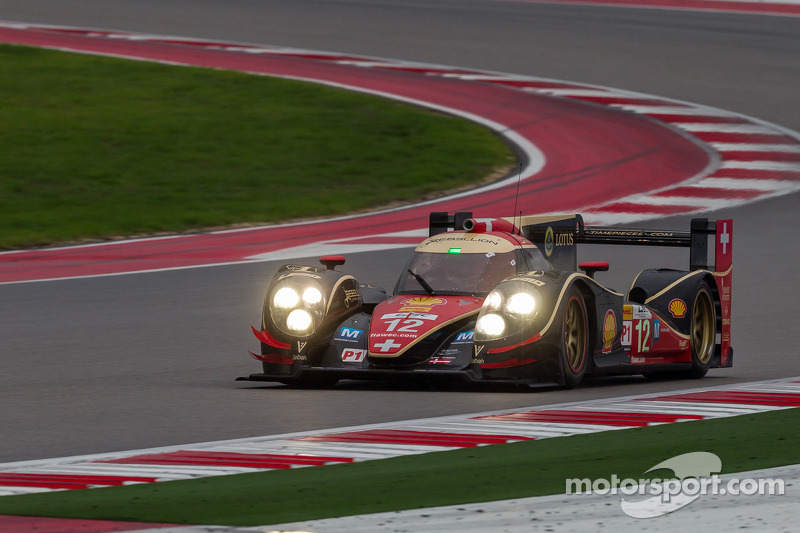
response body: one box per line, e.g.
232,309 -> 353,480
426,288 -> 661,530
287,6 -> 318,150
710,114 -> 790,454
407,269 -> 435,296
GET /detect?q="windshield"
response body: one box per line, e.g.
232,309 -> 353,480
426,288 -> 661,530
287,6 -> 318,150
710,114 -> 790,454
397,250 -> 521,296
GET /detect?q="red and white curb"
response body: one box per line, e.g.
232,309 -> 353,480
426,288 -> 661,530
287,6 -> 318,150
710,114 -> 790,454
1,23 -> 799,282
1,377 -> 798,497
7,22 -> 796,227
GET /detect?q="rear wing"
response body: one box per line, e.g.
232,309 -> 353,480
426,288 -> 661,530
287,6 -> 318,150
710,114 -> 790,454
429,212 -> 730,272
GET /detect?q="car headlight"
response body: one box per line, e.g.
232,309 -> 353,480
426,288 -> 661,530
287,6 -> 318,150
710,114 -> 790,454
476,313 -> 506,337
475,281 -> 541,341
506,292 -> 536,315
268,278 -> 326,337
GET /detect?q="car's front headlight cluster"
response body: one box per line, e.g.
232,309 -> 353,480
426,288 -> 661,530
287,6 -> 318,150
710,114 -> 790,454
475,281 -> 541,341
269,279 -> 327,338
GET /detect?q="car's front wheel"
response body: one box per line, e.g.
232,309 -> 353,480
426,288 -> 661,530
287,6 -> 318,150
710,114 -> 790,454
561,288 -> 588,388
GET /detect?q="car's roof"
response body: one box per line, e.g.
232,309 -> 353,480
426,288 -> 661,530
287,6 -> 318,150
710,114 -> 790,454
414,230 -> 537,254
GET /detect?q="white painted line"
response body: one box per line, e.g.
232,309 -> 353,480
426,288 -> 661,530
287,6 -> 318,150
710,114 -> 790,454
675,123 -> 783,134
619,105 -> 733,116
693,177 -> 795,190
721,160 -> 800,171
711,143 -> 800,152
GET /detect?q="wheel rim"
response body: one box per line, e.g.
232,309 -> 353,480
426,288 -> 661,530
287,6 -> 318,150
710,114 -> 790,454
564,297 -> 586,372
692,289 -> 715,365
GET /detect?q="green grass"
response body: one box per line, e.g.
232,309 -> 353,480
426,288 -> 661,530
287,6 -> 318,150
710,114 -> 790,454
0,44 -> 514,249
0,408 -> 797,526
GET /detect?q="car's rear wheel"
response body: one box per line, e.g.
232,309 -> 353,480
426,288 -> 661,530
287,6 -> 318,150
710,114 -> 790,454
561,288 -> 588,388
687,282 -> 716,378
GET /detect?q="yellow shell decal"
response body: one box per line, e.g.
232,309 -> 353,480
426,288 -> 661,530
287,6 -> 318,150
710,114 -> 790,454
399,297 -> 447,312
602,309 -> 616,353
669,299 -> 687,318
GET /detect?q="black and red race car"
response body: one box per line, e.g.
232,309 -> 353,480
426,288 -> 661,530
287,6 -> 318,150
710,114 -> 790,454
243,212 -> 732,388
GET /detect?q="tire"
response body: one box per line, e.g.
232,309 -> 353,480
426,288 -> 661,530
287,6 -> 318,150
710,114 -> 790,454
561,288 -> 589,388
686,282 -> 716,378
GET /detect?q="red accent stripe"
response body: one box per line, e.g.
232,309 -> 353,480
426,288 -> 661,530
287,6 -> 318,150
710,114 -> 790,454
642,391 -> 800,406
251,326 -> 291,350
96,450 -> 353,469
295,430 -> 533,447
474,409 -> 704,427
0,472 -> 157,490
652,187 -> 764,200
480,357 -> 538,368
487,334 -> 541,354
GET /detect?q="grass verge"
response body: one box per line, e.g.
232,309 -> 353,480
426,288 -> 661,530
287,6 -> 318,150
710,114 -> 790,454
0,44 -> 513,249
0,408 -> 797,526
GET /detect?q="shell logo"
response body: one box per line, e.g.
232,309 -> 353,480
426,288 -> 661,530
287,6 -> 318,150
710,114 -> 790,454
602,310 -> 616,353
400,297 -> 446,312
669,299 -> 687,318
403,297 -> 445,307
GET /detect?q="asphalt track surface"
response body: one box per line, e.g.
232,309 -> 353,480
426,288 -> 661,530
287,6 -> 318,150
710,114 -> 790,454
0,1 -> 799,463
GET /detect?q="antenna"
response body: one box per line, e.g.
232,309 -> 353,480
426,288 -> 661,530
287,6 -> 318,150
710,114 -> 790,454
512,163 -> 523,235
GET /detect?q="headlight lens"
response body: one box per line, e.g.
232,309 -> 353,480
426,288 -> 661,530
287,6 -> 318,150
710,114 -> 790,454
286,309 -> 313,332
476,313 -> 506,337
273,287 -> 299,309
475,280 -> 541,341
268,278 -> 326,337
506,292 -> 536,315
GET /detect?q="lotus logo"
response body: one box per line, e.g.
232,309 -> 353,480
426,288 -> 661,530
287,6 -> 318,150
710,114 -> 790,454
544,227 -> 554,257
669,299 -> 687,318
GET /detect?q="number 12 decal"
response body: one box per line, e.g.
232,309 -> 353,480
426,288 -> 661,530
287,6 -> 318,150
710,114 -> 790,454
385,318 -> 424,333
635,320 -> 651,353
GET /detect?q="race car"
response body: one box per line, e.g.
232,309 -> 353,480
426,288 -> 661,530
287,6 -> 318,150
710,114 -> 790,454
242,212 -> 732,388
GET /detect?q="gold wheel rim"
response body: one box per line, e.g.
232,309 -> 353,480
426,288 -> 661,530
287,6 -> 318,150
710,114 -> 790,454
564,297 -> 586,372
692,289 -> 715,365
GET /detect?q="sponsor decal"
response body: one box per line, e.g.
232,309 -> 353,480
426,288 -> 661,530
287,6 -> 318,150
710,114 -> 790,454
602,310 -> 617,353
519,277 -> 546,287
373,338 -> 402,352
428,356 -> 455,365
380,312 -> 438,321
474,345 -> 485,357
544,227 -> 554,257
399,296 -> 447,312
622,320 -> 632,347
454,330 -> 475,343
296,341 -> 307,353
341,348 -> 366,363
631,356 -> 646,364
653,319 -> 660,342
623,305 -> 633,321
343,288 -> 360,308
292,354 -> 307,361
669,299 -> 687,318
335,327 -> 363,342
555,232 -> 574,246
633,305 -> 651,320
